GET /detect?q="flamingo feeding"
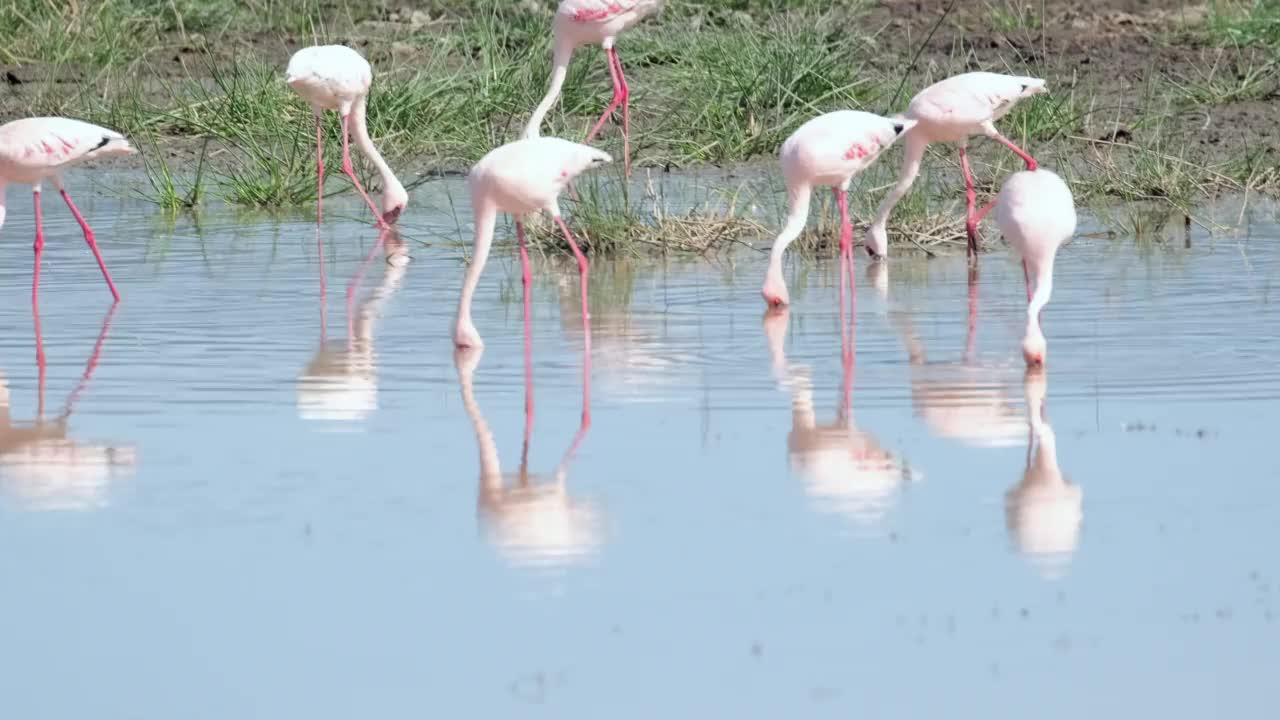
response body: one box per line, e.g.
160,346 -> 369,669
0,117 -> 135,303
524,0 -> 665,175
865,72 -> 1047,260
285,45 -> 407,226
762,110 -> 914,307
453,136 -> 611,349
995,168 -> 1075,366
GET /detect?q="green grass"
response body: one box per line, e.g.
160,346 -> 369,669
0,0 -> 1275,255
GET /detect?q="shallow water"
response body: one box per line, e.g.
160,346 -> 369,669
0,181 -> 1277,718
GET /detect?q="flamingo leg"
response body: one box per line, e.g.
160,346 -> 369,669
834,187 -> 856,316
32,303 -> 45,420
516,220 -> 535,425
32,189 -> 44,306
340,113 -> 388,228
965,264 -> 979,365
611,47 -> 631,176
991,132 -> 1038,171
315,113 -> 325,224
60,188 -> 120,302
959,146 -> 980,260
553,215 -> 590,334
585,46 -> 624,146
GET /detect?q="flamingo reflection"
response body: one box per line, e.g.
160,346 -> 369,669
764,261 -> 912,527
892,268 -> 1026,448
1005,367 -> 1082,578
297,228 -> 408,423
453,311 -> 599,568
0,304 -> 135,510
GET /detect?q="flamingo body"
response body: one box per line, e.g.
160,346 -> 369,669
0,117 -> 135,302
762,111 -> 913,306
525,0 -> 664,174
995,169 -> 1075,366
866,72 -> 1047,258
454,137 -> 611,349
286,45 -> 407,224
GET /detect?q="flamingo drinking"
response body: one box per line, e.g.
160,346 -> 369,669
865,72 -> 1047,260
286,45 -> 407,226
761,110 -> 914,307
995,168 -> 1075,366
453,137 -> 611,349
524,0 -> 665,175
0,117 -> 135,303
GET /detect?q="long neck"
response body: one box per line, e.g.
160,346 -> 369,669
524,42 -> 573,139
351,97 -> 404,199
455,205 -> 497,331
870,133 -> 927,228
458,362 -> 502,486
1026,257 -> 1056,344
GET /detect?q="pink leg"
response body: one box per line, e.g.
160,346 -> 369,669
32,190 -> 44,307
959,147 -> 980,260
60,189 -> 121,302
991,132 -> 1038,171
585,47 -> 624,145
834,187 -> 856,316
974,198 -> 997,224
965,265 -> 979,364
612,48 -> 631,176
32,303 -> 45,420
60,303 -> 117,419
553,216 -> 590,335
516,220 -> 535,424
340,113 -> 388,228
316,114 -> 325,224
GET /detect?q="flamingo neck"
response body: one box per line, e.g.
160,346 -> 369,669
350,98 -> 405,202
455,206 -> 498,335
870,133 -> 927,228
459,366 -> 503,484
524,43 -> 573,139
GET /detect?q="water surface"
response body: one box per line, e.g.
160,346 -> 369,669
0,182 -> 1277,718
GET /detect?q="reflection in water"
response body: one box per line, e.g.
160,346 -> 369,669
894,268 -> 1026,448
765,262 -> 912,527
453,310 -> 599,569
1006,368 -> 1082,578
297,228 -> 408,424
0,304 -> 135,510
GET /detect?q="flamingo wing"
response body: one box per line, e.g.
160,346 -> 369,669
558,0 -> 640,23
0,117 -> 132,172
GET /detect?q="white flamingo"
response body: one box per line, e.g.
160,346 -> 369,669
0,117 -> 135,302
865,72 -> 1047,260
524,0 -> 666,175
762,110 -> 914,307
995,169 -> 1076,366
286,45 -> 408,226
453,136 -> 611,349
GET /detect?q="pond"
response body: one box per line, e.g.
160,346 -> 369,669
0,179 -> 1276,717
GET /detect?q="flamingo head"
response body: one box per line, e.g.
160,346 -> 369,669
381,179 -> 409,224
864,223 -> 889,260
889,116 -> 919,138
1022,329 -> 1047,367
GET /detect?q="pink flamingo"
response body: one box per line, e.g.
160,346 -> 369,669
865,72 -> 1047,260
0,117 -> 135,303
524,0 -> 665,175
453,137 -> 611,349
761,110 -> 915,307
286,45 -> 407,227
995,168 -> 1075,366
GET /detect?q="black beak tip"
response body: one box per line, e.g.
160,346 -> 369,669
892,123 -> 906,136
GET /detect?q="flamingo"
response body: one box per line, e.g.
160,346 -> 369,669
761,110 -> 915,307
995,168 -> 1075,366
865,72 -> 1047,260
1005,367 -> 1082,579
285,45 -> 407,227
0,117 -> 135,303
453,136 -> 611,349
524,0 -> 665,175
